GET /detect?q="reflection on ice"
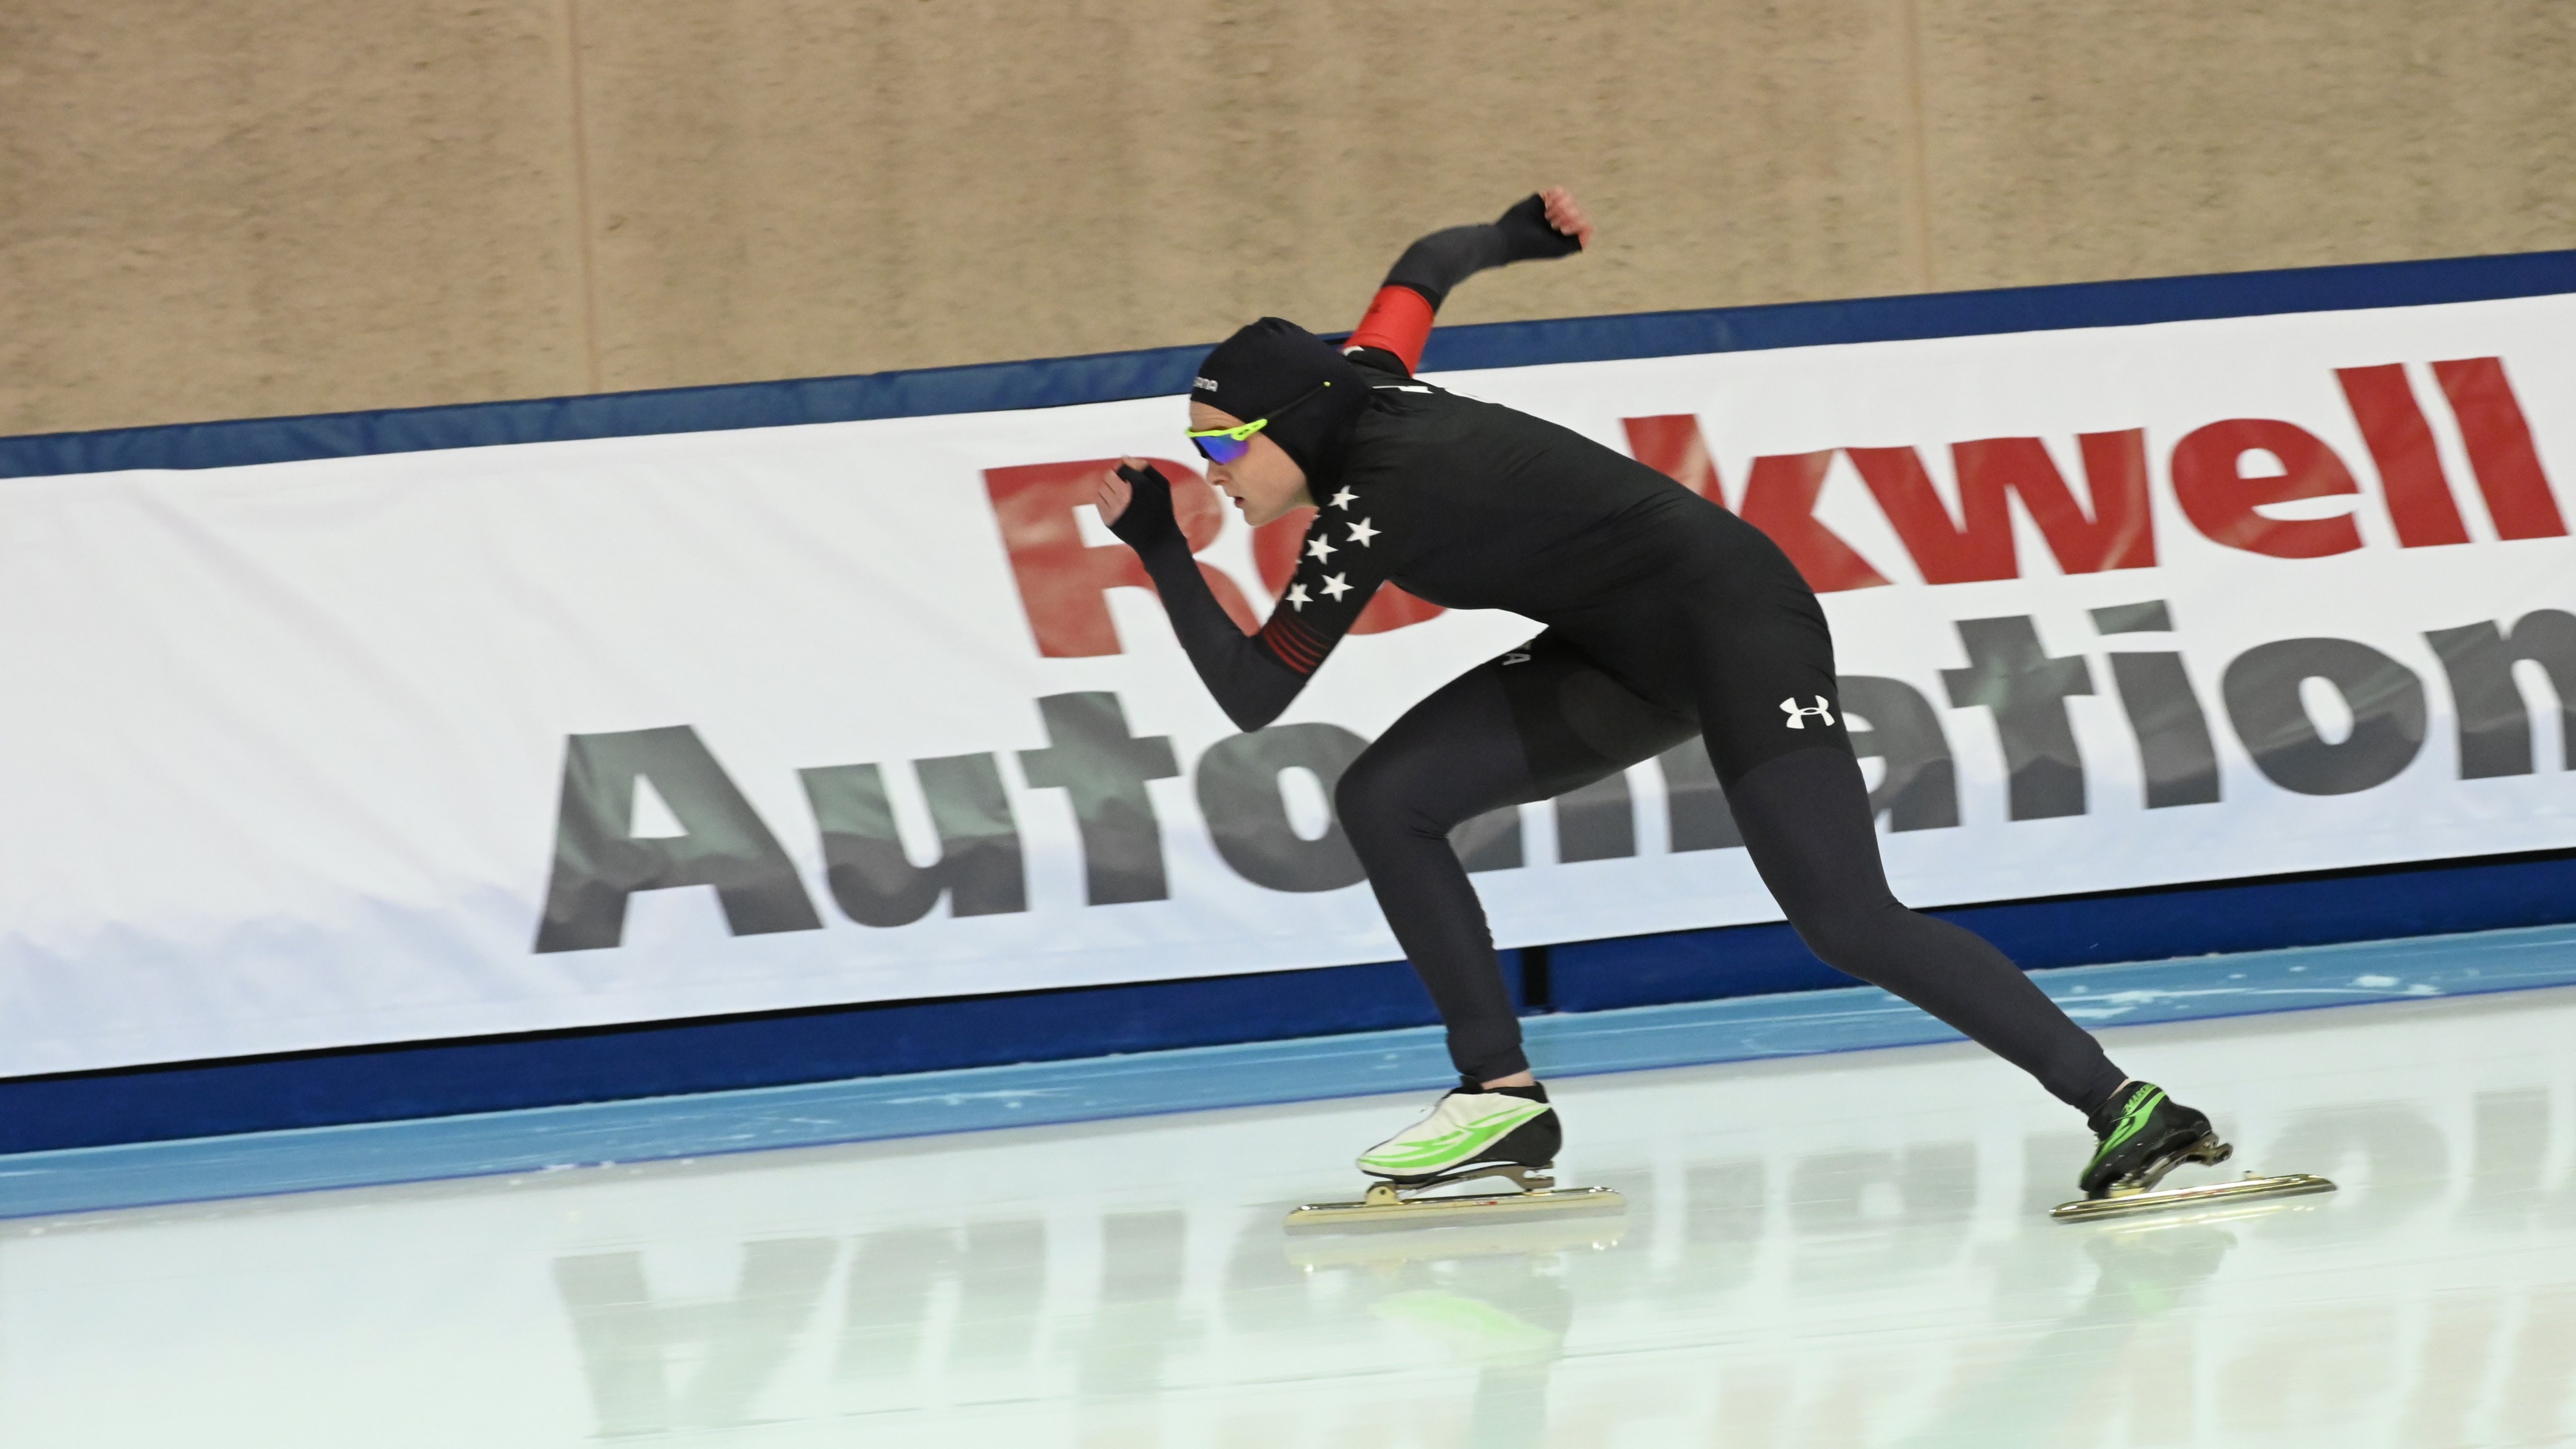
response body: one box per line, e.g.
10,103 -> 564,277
3,988 -> 2574,1446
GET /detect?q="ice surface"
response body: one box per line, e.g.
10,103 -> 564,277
2,987 -> 2571,1447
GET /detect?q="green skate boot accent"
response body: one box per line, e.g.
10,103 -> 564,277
1357,1094 -> 1553,1179
2078,1082 -> 2231,1199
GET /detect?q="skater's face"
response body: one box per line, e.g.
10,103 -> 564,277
1190,401 -> 1313,527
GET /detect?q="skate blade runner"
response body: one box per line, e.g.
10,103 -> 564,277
1092,189 -> 2332,1235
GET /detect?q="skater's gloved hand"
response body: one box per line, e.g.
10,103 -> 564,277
1096,458 -> 1181,552
1495,187 -> 1593,261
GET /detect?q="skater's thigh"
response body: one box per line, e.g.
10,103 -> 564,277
1342,632 -> 1698,830
1682,572 -> 1853,787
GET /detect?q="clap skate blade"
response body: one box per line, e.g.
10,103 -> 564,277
2053,1132 -> 2336,1222
1283,1216 -> 1626,1270
1283,1164 -> 1626,1235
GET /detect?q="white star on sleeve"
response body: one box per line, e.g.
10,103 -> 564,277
1283,581 -> 1311,610
1319,573 -> 1352,601
1345,518 -> 1379,546
1306,534 -> 1337,561
1328,487 -> 1358,510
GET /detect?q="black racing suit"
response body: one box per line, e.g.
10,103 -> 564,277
1113,219 -> 2128,1112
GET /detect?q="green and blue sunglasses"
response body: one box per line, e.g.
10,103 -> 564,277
1186,380 -> 1332,464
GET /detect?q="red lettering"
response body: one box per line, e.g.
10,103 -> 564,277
983,458 -> 1259,658
2335,364 -> 2470,547
1621,416 -> 1888,592
1738,452 -> 1891,592
1619,415 -> 1723,501
1852,436 -> 2153,582
2432,357 -> 2568,540
2061,431 -> 2158,572
1848,447 -> 2011,582
2169,420 -> 2363,558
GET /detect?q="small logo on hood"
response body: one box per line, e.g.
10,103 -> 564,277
1192,376 -> 1219,392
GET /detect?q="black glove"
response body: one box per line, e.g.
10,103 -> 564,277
1493,193 -> 1583,263
1106,461 -> 1182,551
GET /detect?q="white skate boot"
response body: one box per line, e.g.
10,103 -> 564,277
1284,1079 -> 1624,1233
1357,1081 -> 1560,1187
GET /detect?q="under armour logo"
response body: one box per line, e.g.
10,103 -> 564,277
1780,696 -> 1835,729
1501,651 -> 1532,666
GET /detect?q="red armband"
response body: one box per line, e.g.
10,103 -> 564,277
1345,284 -> 1436,374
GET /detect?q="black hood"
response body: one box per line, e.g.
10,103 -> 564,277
1191,317 -> 1372,486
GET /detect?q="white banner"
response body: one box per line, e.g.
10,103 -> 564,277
5,294 -> 2574,1074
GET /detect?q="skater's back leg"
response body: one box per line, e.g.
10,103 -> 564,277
1721,744 -> 2132,1114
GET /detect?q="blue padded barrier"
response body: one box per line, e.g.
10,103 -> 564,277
0,954 -> 1521,1156
1550,848 -> 2576,1012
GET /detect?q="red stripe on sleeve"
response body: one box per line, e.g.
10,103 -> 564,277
1346,285 -> 1435,374
1259,613 -> 1328,673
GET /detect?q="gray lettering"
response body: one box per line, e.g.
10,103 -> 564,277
533,725 -> 823,952
1194,723 -> 1370,892
1941,616 -> 2096,820
2107,654 -> 2222,807
2088,600 -> 2174,634
2222,638 -> 2427,795
1016,692 -> 1180,905
800,754 -> 1025,926
2425,610 -> 2576,778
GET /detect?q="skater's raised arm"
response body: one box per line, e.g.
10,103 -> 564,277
1343,188 -> 1594,376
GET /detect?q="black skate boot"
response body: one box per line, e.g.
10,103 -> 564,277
2078,1082 -> 2232,1199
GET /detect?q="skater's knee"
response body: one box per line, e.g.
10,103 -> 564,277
1783,897 -> 1910,976
1788,915 -> 1869,974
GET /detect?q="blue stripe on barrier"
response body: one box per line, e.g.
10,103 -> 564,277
3,923 -> 2570,1223
0,955 -> 1523,1156
1550,846 -> 2576,1011
5,249 -> 2572,480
